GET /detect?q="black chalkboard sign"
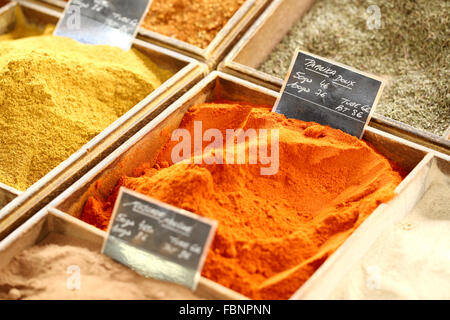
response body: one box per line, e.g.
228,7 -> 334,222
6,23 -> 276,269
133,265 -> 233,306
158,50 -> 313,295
54,0 -> 152,50
102,188 -> 217,290
273,50 -> 384,138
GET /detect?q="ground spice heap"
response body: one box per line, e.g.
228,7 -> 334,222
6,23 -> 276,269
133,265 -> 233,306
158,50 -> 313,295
81,101 -> 404,300
0,233 -> 201,300
260,0 -> 450,136
0,34 -> 172,191
142,0 -> 246,48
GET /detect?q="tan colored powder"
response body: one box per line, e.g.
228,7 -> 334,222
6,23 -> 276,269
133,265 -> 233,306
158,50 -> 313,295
0,233 -> 202,300
0,35 -> 172,191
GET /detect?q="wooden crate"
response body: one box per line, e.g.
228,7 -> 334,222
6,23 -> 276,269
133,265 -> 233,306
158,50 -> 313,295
218,0 -> 450,155
0,208 -> 248,299
0,1 -> 208,239
31,0 -> 271,69
1,71 -> 442,299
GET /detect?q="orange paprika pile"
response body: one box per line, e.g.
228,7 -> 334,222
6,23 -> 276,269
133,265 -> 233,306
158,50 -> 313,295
82,102 -> 404,299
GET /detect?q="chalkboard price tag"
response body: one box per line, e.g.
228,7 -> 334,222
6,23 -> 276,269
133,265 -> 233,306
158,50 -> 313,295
54,0 -> 152,50
102,187 -> 217,290
273,50 -> 385,138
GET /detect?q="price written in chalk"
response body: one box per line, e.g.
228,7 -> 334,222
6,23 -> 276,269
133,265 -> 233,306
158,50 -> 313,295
102,188 -> 217,290
273,50 -> 385,138
54,0 -> 152,50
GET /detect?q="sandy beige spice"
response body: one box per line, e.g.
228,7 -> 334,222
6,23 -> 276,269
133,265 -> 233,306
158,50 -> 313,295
0,233 -> 201,300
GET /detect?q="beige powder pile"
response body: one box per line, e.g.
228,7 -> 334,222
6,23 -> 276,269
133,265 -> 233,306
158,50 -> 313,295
0,233 -> 201,300
329,162 -> 450,299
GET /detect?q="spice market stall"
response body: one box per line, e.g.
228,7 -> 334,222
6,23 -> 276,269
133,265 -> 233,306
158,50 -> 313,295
0,0 -> 448,303
0,72 -> 443,300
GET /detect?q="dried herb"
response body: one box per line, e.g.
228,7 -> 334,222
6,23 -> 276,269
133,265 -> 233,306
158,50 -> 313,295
0,35 -> 172,190
260,0 -> 449,136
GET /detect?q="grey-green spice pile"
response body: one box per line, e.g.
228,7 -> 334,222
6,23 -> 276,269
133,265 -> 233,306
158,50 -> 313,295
260,0 -> 450,136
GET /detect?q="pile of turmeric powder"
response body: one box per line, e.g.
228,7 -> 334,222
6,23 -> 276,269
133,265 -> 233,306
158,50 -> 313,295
0,32 -> 172,191
81,102 -> 404,300
0,7 -> 54,41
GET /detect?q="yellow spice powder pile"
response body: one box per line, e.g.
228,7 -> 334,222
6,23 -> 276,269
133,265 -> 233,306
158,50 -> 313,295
142,0 -> 246,48
0,35 -> 172,191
